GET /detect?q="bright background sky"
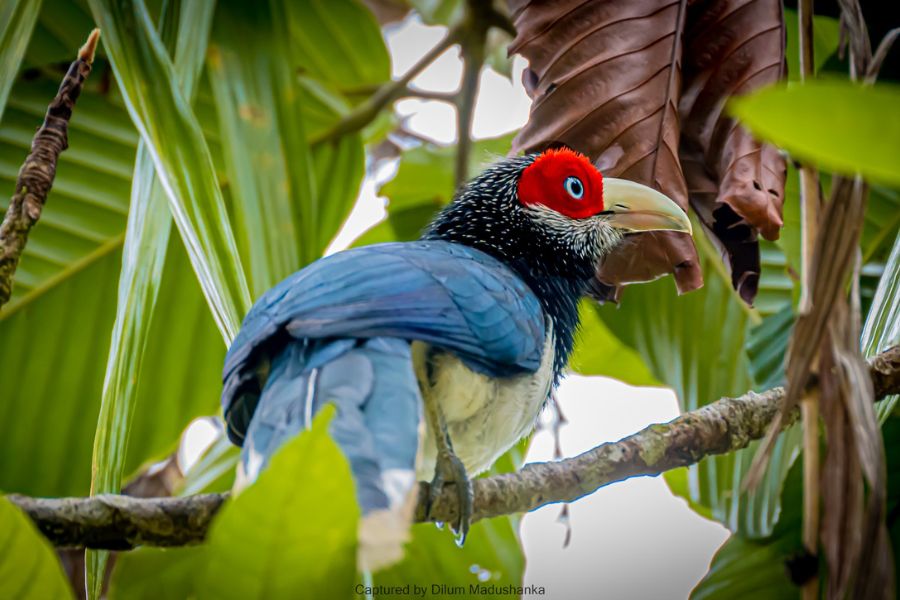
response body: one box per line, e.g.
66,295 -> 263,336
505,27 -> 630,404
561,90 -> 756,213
183,13 -> 731,600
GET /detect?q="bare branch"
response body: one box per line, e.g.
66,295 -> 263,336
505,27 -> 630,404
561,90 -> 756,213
0,29 -> 100,309
866,27 -> 900,83
8,345 -> 899,550
6,493 -> 225,550
310,27 -> 462,146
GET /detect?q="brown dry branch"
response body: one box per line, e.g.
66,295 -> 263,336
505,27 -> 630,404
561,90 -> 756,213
0,29 -> 100,309
795,2 -> 823,597
747,3 -> 899,596
7,345 -> 899,551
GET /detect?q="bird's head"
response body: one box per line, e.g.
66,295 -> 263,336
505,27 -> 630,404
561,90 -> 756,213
423,148 -> 692,284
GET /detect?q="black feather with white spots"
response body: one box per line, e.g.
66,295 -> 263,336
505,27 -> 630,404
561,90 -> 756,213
422,154 -> 622,377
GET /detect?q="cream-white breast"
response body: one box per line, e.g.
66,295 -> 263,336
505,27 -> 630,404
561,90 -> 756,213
413,322 -> 555,479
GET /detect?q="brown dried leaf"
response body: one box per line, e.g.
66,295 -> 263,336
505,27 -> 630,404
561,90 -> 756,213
509,0 -> 702,301
680,0 -> 787,303
508,0 -> 789,304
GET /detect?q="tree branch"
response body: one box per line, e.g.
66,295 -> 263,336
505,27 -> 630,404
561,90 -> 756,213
309,26 -> 462,146
8,345 -> 899,550
0,29 -> 100,309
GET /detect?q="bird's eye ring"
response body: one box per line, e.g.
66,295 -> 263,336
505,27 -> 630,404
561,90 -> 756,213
564,176 -> 584,200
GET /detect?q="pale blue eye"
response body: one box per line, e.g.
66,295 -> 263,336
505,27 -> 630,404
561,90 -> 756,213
564,176 -> 584,199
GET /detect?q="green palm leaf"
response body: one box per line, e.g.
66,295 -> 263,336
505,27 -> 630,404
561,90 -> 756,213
0,0 -> 42,122
86,2 -> 217,596
87,0 -> 251,342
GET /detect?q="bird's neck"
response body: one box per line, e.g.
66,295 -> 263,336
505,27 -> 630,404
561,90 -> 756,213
517,271 -> 585,378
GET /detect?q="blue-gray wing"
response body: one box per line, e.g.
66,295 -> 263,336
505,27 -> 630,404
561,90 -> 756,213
222,241 -> 545,440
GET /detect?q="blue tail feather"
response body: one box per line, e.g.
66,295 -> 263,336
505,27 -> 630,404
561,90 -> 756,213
238,336 -> 422,514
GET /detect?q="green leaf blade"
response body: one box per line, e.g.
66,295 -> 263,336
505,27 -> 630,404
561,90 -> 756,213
0,0 -> 43,122
87,0 -> 252,342
731,81 -> 900,188
87,3 -> 217,597
0,497 -> 74,600
199,406 -> 358,600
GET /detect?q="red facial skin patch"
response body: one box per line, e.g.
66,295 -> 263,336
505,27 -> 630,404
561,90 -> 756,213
517,148 -> 604,219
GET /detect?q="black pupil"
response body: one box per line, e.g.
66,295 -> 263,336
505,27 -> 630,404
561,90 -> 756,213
570,179 -> 582,196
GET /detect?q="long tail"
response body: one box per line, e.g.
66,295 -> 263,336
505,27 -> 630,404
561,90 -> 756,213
234,336 -> 423,569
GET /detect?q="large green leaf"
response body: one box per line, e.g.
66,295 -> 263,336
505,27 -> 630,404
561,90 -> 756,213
109,546 -> 206,600
691,458 -> 803,600
569,300 -> 658,386
694,416 -> 900,598
0,240 -> 223,498
0,497 -> 74,600
112,411 -> 358,600
199,406 -> 358,600
0,0 -> 42,121
209,0 -> 308,295
91,0 -> 213,499
88,0 -> 252,342
0,0 -> 376,502
0,4 -> 224,498
731,81 -> 900,188
282,0 -> 389,91
87,4 -> 216,596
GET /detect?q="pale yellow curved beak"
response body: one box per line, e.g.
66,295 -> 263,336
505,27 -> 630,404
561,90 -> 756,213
602,178 -> 692,235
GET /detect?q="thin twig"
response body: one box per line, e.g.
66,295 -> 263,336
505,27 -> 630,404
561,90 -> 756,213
866,27 -> 900,83
453,0 -> 491,187
310,26 -> 462,146
8,345 -> 899,550
400,86 -> 459,104
0,29 -> 100,308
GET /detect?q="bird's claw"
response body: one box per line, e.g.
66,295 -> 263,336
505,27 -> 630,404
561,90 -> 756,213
426,449 -> 473,545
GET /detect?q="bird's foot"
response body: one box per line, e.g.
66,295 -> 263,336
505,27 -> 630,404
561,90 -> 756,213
426,448 -> 473,546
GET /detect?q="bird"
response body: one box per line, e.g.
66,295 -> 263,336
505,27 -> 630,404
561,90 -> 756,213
220,147 -> 692,569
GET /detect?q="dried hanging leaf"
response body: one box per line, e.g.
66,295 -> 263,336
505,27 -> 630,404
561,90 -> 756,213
509,0 -> 702,301
508,0 -> 788,304
680,0 -> 787,303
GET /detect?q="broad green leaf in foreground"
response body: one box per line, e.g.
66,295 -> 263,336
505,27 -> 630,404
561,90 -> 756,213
109,546 -> 206,600
199,406 -> 358,600
731,81 -> 900,188
0,0 -> 42,122
88,0 -> 252,342
87,2 -> 216,597
0,496 -> 73,600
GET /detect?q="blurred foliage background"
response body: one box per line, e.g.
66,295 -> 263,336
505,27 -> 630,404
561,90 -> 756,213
0,0 -> 898,598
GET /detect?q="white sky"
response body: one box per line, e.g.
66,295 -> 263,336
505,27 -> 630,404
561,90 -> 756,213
186,15 -> 731,600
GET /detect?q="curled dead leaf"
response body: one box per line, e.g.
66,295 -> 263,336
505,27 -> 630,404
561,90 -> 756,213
508,0 -> 787,304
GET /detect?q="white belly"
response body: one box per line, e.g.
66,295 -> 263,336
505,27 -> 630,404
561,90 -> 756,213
413,325 -> 555,479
